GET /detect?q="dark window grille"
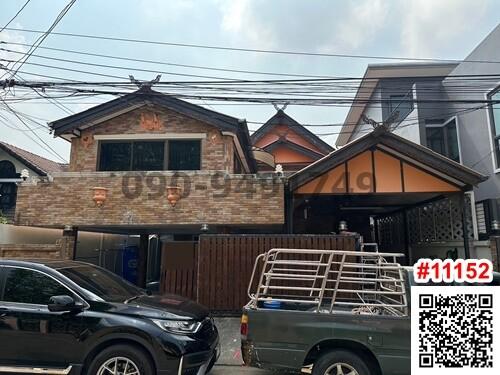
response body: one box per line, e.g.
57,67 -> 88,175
168,140 -> 201,170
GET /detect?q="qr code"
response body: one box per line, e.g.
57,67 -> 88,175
411,286 -> 500,375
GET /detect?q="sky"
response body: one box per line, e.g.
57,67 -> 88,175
0,0 -> 499,163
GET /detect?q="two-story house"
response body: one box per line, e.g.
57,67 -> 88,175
335,23 -> 500,260
13,87 -> 285,285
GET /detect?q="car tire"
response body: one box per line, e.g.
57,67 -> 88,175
312,350 -> 371,375
87,344 -> 155,375
206,354 -> 216,373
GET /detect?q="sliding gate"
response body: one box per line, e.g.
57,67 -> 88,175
160,234 -> 355,313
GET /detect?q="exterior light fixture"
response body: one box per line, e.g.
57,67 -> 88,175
492,219 -> 500,231
92,187 -> 108,207
20,169 -> 29,181
166,186 -> 181,207
200,223 -> 209,232
339,220 -> 348,232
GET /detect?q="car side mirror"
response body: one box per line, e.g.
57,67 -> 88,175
48,295 -> 83,313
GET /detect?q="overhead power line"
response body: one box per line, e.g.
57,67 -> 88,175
4,26 -> 500,64
0,0 -> 32,32
3,0 -> 77,79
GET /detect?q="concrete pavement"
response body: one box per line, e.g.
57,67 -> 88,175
212,318 -> 294,374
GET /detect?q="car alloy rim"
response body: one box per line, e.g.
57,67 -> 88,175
97,356 -> 140,375
325,362 -> 359,375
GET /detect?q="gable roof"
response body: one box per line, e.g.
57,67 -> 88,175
336,62 -> 458,147
251,110 -> 334,154
0,141 -> 67,176
290,127 -> 487,191
49,88 -> 256,172
264,138 -> 325,161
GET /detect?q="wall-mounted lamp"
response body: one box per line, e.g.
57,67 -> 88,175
201,223 -> 209,233
92,187 -> 108,207
166,186 -> 182,207
20,169 -> 29,181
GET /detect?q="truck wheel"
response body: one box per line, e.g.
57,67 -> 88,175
313,350 -> 371,375
87,344 -> 155,375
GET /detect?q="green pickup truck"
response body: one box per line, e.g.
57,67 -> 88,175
240,248 -> 412,375
241,249 -> 499,375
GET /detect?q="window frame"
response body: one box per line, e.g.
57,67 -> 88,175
97,140 -> 167,172
167,139 -> 202,171
487,85 -> 500,171
96,139 -> 202,172
0,265 -> 88,309
388,92 -> 414,121
424,116 -> 461,163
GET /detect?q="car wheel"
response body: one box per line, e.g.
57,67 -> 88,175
312,350 -> 371,375
88,344 -> 155,375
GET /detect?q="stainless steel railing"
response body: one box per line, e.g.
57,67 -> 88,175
247,248 -> 407,316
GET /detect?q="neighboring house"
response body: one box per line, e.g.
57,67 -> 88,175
336,24 -> 500,242
251,109 -> 334,172
0,141 -> 66,222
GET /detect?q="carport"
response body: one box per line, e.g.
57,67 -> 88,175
287,127 -> 488,264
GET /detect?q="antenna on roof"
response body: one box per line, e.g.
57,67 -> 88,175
129,75 -> 162,89
273,102 -> 289,112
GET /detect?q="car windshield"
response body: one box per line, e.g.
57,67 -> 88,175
58,264 -> 145,302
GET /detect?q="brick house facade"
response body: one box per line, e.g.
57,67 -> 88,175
12,89 -> 285,284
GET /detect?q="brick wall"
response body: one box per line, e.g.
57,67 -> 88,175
69,106 -> 236,172
0,243 -> 62,259
15,172 -> 285,227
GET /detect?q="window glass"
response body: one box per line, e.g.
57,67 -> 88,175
168,140 -> 201,170
2,268 -> 70,305
99,142 -> 131,171
389,94 -> 413,120
59,264 -> 143,302
445,119 -> 460,162
425,119 -> 460,162
426,127 -> 445,155
492,91 -> 500,136
132,141 -> 164,171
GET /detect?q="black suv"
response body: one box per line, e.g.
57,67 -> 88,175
0,259 -> 219,375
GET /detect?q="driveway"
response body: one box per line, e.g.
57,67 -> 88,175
212,318 -> 294,374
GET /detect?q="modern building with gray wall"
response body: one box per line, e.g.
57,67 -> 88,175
338,23 -> 500,242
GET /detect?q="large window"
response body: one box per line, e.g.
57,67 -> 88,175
489,88 -> 500,168
98,140 -> 201,171
2,268 -> 71,305
425,118 -> 460,162
389,93 -> 414,120
168,140 -> 201,170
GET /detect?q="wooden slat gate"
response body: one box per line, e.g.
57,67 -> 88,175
160,234 -> 355,313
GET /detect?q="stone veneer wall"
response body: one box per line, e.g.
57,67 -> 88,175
69,105 -> 237,173
15,172 -> 285,227
0,243 -> 62,259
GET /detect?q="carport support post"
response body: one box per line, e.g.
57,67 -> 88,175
459,193 -> 471,259
137,233 -> 149,288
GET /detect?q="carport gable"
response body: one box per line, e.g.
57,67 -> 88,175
289,127 -> 487,195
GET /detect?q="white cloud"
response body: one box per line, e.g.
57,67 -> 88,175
0,26 -> 28,72
401,0 -> 490,57
217,0 -> 389,53
332,0 -> 389,52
